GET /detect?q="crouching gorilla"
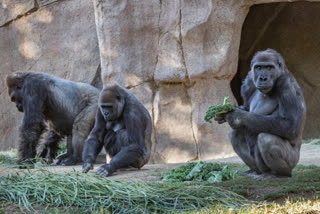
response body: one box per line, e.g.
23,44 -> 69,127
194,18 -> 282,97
215,49 -> 306,179
6,72 -> 99,166
82,85 -> 152,176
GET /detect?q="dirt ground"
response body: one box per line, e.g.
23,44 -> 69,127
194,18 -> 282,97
1,144 -> 319,182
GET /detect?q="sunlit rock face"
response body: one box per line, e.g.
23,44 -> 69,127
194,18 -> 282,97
1,0 -> 319,162
0,0 -> 100,150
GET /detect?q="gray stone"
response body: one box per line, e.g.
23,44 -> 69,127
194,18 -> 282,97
0,0 -> 36,26
93,0 -> 160,87
152,84 -> 198,163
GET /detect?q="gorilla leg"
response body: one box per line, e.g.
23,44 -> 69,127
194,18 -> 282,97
37,130 -> 62,162
59,103 -> 97,165
230,129 -> 260,173
257,133 -> 300,177
97,130 -> 144,176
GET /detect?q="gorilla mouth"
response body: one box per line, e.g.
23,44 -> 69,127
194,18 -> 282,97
257,86 -> 272,94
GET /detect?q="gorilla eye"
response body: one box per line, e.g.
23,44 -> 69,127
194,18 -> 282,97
255,66 -> 262,70
267,66 -> 273,70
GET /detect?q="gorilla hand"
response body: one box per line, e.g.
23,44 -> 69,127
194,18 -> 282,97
82,161 -> 94,173
96,164 -> 112,177
225,107 -> 246,129
214,113 -> 226,124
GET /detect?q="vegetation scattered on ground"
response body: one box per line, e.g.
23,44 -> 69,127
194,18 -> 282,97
0,169 -> 249,213
204,97 -> 234,123
162,161 -> 241,183
215,165 -> 320,201
56,142 -> 67,159
302,138 -> 320,145
0,149 -> 17,166
185,198 -> 320,214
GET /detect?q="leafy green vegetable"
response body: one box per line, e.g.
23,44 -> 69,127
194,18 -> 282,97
204,97 -> 234,123
162,161 -> 240,183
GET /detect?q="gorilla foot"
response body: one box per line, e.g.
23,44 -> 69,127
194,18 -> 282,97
16,159 -> 35,169
56,156 -> 79,166
241,169 -> 261,177
96,164 -> 114,177
251,173 -> 290,181
37,148 -> 55,164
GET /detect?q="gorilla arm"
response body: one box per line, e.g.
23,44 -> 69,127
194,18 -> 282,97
18,81 -> 47,163
82,110 -> 106,173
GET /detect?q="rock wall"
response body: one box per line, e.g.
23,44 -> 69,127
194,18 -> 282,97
1,0 -> 319,162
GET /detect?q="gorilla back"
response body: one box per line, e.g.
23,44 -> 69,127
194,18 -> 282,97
6,72 -> 99,166
215,49 -> 306,179
82,85 -> 152,176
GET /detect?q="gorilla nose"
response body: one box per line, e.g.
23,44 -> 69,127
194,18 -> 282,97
259,77 -> 268,82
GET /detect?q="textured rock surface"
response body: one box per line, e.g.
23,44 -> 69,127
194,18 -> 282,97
0,0 -> 100,150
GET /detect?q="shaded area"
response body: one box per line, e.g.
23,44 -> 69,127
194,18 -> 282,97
232,2 -> 320,138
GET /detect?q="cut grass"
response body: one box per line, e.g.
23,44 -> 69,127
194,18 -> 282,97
0,169 -> 249,213
186,198 -> 320,214
0,149 -> 17,167
302,138 -> 320,145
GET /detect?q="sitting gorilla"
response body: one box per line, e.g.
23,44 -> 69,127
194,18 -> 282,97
6,72 -> 99,166
82,85 -> 152,176
215,49 -> 306,179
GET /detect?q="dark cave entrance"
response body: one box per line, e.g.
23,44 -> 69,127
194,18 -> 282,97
232,2 -> 320,139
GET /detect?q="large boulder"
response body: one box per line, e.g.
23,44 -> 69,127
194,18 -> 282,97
0,0 -> 100,150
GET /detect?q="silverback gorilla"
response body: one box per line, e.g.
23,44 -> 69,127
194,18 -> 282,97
6,72 -> 99,166
82,85 -> 152,176
215,49 -> 306,179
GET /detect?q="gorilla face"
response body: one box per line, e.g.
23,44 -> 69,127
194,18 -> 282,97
10,87 -> 23,112
99,88 -> 124,121
99,102 -> 114,121
251,53 -> 282,94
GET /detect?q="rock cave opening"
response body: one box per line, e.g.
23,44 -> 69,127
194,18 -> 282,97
232,2 -> 320,139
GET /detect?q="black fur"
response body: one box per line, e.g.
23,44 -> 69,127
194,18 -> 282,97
82,85 -> 152,176
215,49 -> 306,178
6,72 -> 99,166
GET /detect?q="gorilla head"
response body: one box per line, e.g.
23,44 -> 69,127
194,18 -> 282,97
6,72 -> 27,112
98,87 -> 125,121
250,49 -> 286,94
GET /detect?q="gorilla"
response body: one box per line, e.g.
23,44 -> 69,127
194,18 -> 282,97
82,85 -> 152,176
6,72 -> 99,166
215,49 -> 306,179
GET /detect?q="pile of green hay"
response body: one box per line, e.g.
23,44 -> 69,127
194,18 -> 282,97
204,97 -> 234,123
162,161 -> 240,183
0,169 -> 248,213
